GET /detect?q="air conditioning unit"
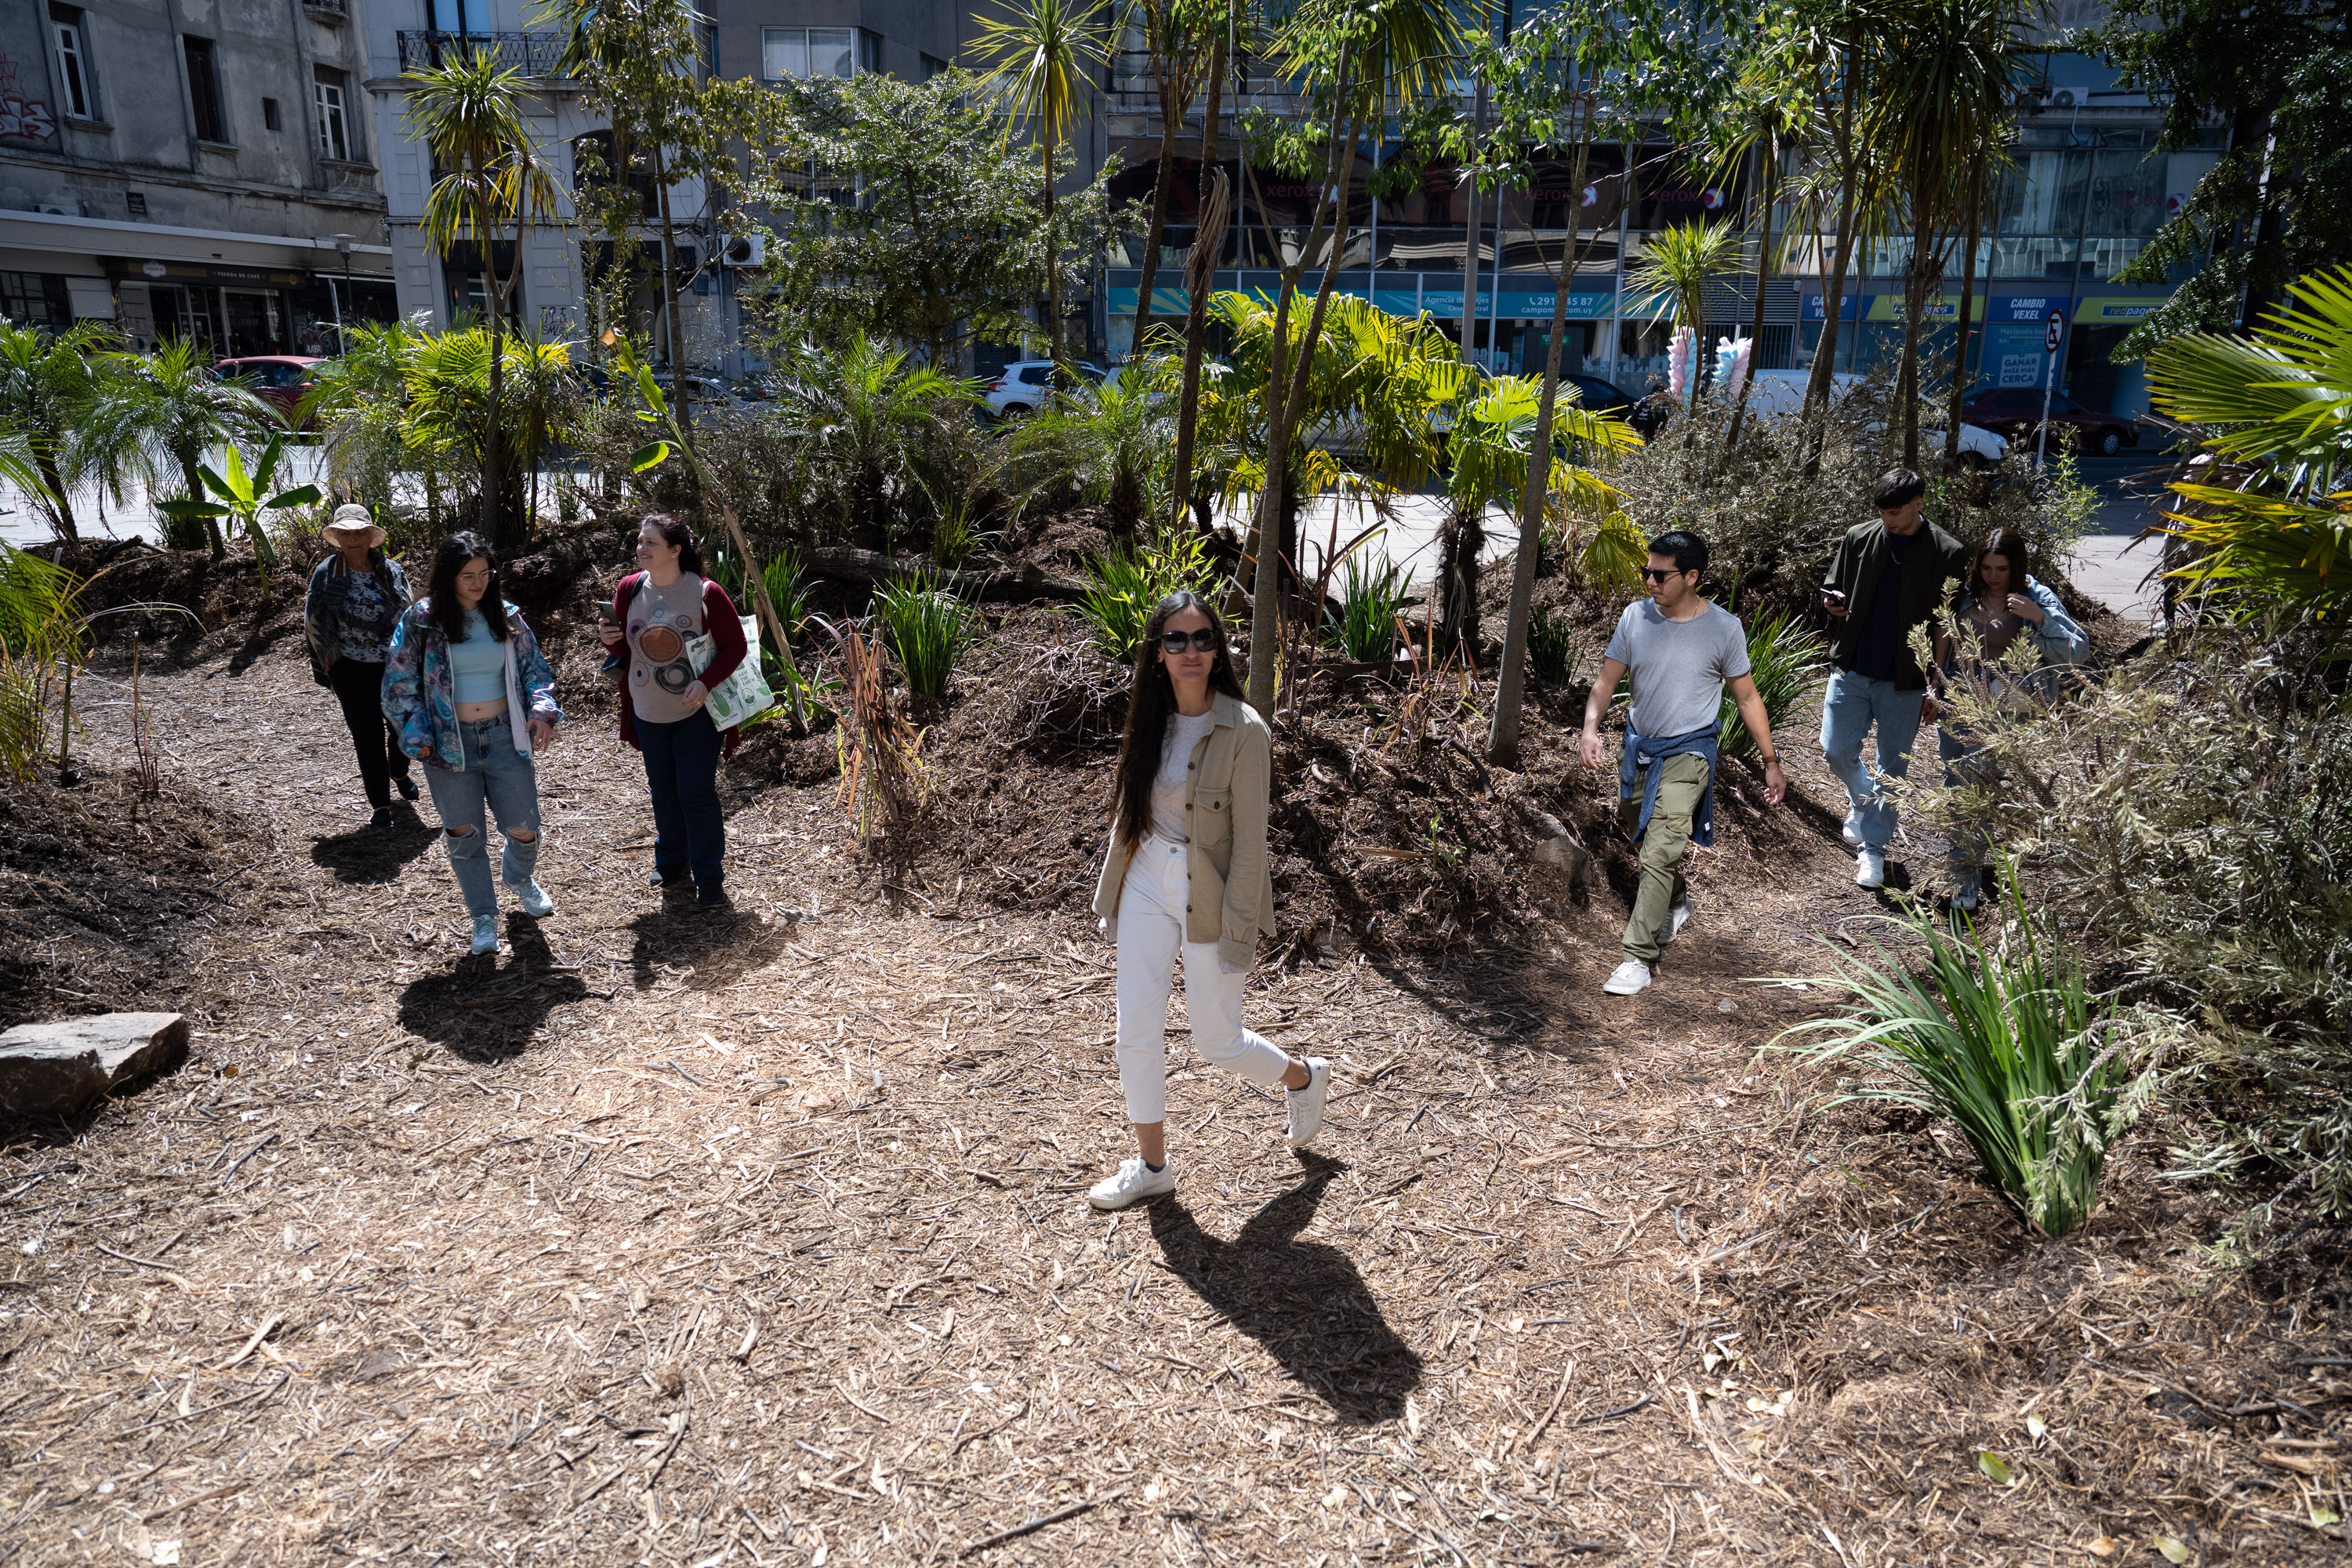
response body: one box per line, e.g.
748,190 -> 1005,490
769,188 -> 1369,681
2051,89 -> 2078,108
38,205 -> 69,216
720,233 -> 765,268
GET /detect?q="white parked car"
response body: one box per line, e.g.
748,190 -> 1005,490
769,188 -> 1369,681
982,359 -> 1108,419
1742,368 -> 2009,465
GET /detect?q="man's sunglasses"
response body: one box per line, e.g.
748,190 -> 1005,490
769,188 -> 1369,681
1642,567 -> 1693,583
1159,628 -> 1221,654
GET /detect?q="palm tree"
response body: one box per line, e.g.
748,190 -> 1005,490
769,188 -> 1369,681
0,321 -> 116,540
1704,57 -> 1815,445
403,46 -> 563,548
400,327 -> 580,532
84,339 -> 278,557
1120,0 -> 1214,360
1011,375 -> 1175,536
1627,219 -> 1744,395
1868,0 -> 2026,466
970,0 -> 1114,369
300,319 -> 418,517
770,334 -> 978,553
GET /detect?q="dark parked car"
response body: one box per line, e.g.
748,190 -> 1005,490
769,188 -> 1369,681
1564,373 -> 1638,418
215,355 -> 321,426
1958,387 -> 2140,456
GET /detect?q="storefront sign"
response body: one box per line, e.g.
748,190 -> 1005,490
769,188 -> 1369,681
99,258 -> 314,289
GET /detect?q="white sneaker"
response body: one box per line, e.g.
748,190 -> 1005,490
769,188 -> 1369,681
1952,884 -> 1980,913
1842,813 -> 1864,848
1602,959 -> 1653,996
1086,1157 -> 1176,1211
1660,897 -> 1695,946
513,879 -> 555,918
469,916 -> 500,956
1855,848 -> 1887,889
1286,1058 -> 1332,1149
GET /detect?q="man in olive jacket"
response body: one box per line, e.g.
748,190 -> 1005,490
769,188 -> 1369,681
1819,467 -> 1968,888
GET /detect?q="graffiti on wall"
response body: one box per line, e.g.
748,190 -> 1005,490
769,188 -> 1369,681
0,56 -> 59,141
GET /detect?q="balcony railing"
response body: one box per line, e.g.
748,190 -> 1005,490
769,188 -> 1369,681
396,31 -> 568,78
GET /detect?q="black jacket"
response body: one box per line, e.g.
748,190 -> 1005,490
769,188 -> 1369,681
1820,517 -> 1968,691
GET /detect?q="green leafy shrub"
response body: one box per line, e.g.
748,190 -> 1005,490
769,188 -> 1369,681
873,569 -> 975,699
1718,612 -> 1826,764
1076,526 -> 1218,662
1327,552 -> 1412,663
1773,863 -> 2141,1239
1528,607 -> 1577,686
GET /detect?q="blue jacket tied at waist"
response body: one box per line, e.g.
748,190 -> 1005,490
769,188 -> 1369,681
1621,724 -> 1721,847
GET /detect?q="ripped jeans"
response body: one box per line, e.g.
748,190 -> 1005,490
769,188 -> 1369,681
419,713 -> 543,920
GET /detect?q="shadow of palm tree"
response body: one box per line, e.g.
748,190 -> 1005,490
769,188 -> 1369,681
1148,1156 -> 1421,1425
395,915 -> 589,1065
309,813 -> 437,885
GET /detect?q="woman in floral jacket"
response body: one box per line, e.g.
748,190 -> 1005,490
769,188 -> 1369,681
383,532 -> 564,956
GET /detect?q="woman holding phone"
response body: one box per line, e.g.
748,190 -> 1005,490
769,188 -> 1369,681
383,532 -> 563,956
1083,590 -> 1330,1213
597,514 -> 747,907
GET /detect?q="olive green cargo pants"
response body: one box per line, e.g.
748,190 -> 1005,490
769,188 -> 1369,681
1617,753 -> 1710,964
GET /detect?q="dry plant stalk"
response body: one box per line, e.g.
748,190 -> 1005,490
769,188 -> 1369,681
130,630 -> 160,804
821,615 -> 928,841
1387,612 -> 1480,760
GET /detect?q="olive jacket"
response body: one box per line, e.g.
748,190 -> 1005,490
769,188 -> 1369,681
1091,690 -> 1277,972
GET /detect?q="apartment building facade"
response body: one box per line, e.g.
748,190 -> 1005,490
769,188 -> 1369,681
0,0 -> 395,351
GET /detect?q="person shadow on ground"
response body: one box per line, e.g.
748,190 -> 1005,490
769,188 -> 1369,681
395,913 -> 589,1065
626,901 -> 789,994
310,811 -> 437,885
1148,1156 -> 1422,1425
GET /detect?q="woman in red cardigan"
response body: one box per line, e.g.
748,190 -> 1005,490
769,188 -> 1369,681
597,514 -> 748,908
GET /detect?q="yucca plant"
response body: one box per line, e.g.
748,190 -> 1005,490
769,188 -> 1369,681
873,569 -> 975,699
1718,612 -> 1826,764
0,543 -> 82,784
1076,524 -> 1218,662
1527,606 -> 1577,686
1772,862 -> 2140,1239
1327,551 -> 1413,664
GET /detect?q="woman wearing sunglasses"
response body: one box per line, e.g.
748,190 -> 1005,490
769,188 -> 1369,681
1084,592 -> 1330,1211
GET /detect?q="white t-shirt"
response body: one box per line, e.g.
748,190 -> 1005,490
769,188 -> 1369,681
1149,711 -> 1218,843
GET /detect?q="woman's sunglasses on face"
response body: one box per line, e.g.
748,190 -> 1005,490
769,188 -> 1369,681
1159,628 -> 1219,654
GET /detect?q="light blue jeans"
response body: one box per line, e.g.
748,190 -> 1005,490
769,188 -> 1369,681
420,713 -> 543,920
1820,670 -> 1925,853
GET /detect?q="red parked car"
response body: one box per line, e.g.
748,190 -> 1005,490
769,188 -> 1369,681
214,355 -> 322,427
1958,387 -> 2140,456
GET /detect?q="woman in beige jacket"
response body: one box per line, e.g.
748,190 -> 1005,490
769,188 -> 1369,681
1085,591 -> 1330,1211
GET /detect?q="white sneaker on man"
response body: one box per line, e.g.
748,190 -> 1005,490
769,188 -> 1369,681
1842,813 -> 1864,848
513,879 -> 556,918
1087,1157 -> 1176,1211
1855,848 -> 1887,889
1602,958 -> 1653,996
1286,1058 -> 1332,1149
1660,897 -> 1695,946
469,916 -> 500,956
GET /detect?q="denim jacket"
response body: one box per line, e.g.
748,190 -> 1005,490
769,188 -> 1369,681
303,550 -> 411,684
1944,575 -> 2089,706
382,598 -> 562,769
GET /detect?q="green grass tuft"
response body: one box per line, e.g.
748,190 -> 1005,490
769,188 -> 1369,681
873,568 -> 975,699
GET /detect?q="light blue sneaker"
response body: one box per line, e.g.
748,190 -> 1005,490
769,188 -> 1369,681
513,879 -> 555,918
469,916 -> 499,956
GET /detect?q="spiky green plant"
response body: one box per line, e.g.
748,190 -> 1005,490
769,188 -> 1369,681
1772,862 -> 2140,1239
1527,606 -> 1577,686
1717,612 -> 1826,764
1075,524 -> 1217,662
873,569 -> 975,699
1327,551 -> 1413,663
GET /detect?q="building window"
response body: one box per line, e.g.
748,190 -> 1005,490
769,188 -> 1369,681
1,272 -> 74,331
51,8 -> 95,120
920,53 -> 948,79
762,27 -> 880,80
263,97 -> 281,132
314,69 -> 350,161
183,36 -> 226,143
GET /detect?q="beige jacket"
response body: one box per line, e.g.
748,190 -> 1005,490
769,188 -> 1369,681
1091,690 -> 1276,971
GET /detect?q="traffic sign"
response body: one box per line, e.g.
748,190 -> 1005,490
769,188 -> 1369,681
2045,310 -> 2065,354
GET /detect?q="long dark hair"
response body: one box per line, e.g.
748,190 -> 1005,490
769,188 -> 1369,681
1968,526 -> 2032,603
1112,591 -> 1244,848
426,532 -> 509,644
641,513 -> 706,576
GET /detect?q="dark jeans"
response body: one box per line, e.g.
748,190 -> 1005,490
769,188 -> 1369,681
637,710 -> 725,887
327,657 -> 411,809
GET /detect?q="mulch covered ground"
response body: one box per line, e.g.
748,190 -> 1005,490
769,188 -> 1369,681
1,571 -> 2345,1567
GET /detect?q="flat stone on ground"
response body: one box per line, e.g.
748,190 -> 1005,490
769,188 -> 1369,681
0,1012 -> 189,1124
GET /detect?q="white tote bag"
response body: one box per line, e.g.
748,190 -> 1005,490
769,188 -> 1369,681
688,615 -> 776,730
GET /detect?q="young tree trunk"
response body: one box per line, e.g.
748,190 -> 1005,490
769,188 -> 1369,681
1459,77 -> 1488,366
1128,33 -> 1192,362
34,446 -> 76,541
1802,33 -> 1863,433
1942,159 -> 1987,466
1726,136 -> 1777,447
1897,169 -> 1934,470
652,142 -> 695,452
1169,34 -> 1228,528
1044,126 -> 1065,368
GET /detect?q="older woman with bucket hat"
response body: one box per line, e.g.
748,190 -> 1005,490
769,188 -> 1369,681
303,503 -> 416,828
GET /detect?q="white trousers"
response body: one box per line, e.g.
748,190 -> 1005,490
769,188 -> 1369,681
1113,837 -> 1287,1123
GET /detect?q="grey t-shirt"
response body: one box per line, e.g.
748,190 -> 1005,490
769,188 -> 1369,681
1602,599 -> 1752,739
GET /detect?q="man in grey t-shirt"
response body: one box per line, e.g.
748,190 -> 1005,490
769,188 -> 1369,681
1579,529 -> 1788,997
